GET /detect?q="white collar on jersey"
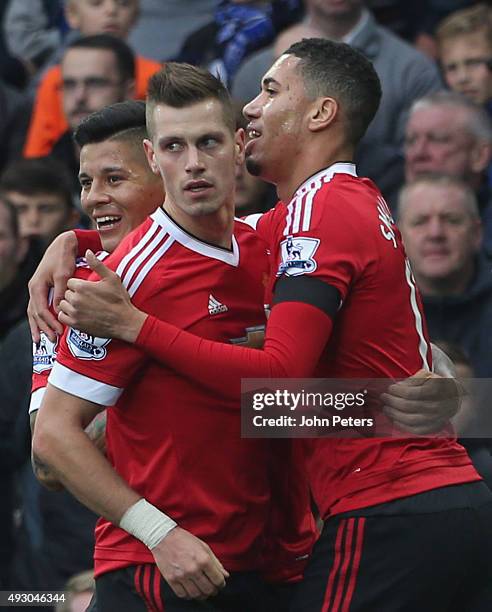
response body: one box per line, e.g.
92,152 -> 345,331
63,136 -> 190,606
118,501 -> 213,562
293,163 -> 358,200
150,207 -> 240,267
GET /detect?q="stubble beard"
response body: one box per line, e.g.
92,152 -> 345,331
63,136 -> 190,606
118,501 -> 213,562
245,156 -> 262,177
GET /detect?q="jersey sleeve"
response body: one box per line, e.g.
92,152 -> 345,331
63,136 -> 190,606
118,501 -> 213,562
47,259 -> 147,407
30,289 -> 59,414
74,229 -> 103,257
30,261 -> 112,413
49,325 -> 145,407
273,189 -> 368,305
30,330 -> 59,414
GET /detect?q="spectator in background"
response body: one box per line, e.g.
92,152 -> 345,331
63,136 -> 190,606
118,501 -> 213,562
436,3 -> 492,111
0,79 -> 30,174
0,200 -> 32,586
234,154 -> 276,216
0,320 -> 32,592
177,0 -> 302,86
127,0 -> 216,61
47,34 -> 137,195
367,0 -> 481,59
3,0 -> 64,83
404,90 -> 492,256
0,0 -> 41,91
0,198 -> 29,339
367,0 -> 431,43
23,0 -> 160,158
398,174 -> 492,378
0,197 -> 31,587
56,570 -> 95,612
0,158 -> 79,248
434,340 -> 492,490
399,172 -> 492,492
232,0 -> 442,204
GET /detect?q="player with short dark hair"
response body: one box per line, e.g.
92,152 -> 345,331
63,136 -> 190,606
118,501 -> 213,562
52,41 -> 492,610
73,99 -> 147,148
29,99 -> 164,473
279,38 -> 381,146
146,62 -> 236,135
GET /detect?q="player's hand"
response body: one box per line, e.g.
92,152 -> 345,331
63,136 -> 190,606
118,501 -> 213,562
28,231 -> 78,343
381,370 -> 463,435
58,251 -> 147,343
151,527 -> 229,600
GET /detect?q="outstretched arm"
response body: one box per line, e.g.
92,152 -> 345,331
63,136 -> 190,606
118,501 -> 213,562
58,254 -> 462,435
58,253 -> 333,389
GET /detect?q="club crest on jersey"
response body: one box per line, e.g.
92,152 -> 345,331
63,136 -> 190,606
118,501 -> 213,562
67,328 -> 111,360
32,333 -> 58,373
278,236 -> 320,276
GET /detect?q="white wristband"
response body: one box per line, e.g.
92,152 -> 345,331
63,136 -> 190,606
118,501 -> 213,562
119,498 -> 177,550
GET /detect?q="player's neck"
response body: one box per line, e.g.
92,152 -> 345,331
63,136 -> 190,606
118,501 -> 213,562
277,142 -> 355,203
162,203 -> 234,249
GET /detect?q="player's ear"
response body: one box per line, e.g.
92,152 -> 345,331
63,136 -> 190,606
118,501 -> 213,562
64,0 -> 81,30
307,97 -> 338,133
234,128 -> 246,166
470,141 -> 491,174
143,139 -> 160,176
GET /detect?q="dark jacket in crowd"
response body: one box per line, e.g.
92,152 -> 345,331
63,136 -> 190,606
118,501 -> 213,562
0,318 -> 97,591
423,254 -> 492,488
423,254 -> 492,378
0,319 -> 32,588
0,238 -> 42,340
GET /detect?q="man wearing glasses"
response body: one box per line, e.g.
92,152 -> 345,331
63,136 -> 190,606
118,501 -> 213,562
49,34 -> 136,195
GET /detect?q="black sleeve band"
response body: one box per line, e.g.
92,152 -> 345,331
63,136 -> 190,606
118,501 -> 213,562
272,275 -> 342,317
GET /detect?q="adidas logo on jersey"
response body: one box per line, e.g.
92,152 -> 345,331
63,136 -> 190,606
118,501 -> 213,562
208,294 -> 228,315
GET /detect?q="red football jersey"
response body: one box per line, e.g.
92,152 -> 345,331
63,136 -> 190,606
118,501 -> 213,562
30,254 -> 109,412
257,163 -> 479,519
49,208 -> 315,577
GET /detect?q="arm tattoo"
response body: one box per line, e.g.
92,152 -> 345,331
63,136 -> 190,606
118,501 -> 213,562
85,410 -> 107,451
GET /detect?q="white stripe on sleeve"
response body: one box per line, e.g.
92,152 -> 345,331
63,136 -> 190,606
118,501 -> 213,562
48,362 -> 123,406
29,387 -> 46,414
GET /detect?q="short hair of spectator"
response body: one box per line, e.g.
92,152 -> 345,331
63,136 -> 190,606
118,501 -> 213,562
0,196 -> 19,238
398,173 -> 480,220
284,38 -> 382,145
67,34 -> 135,84
436,3 -> 492,48
0,158 -> 74,212
74,100 -> 147,148
409,90 -> 492,144
146,63 -> 235,137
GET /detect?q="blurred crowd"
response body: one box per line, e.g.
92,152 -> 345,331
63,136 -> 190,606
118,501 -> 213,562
1,0 -> 492,608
